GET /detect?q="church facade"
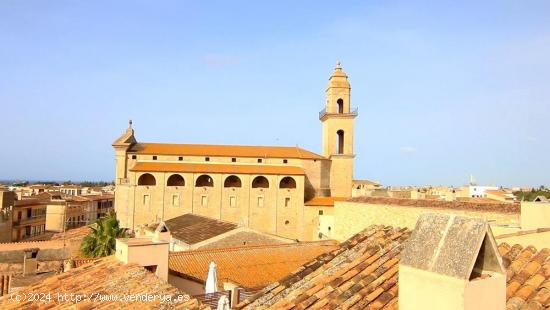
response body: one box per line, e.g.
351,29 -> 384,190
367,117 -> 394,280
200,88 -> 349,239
112,62 -> 358,240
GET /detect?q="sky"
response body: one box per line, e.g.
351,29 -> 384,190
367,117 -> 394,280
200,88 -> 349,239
0,0 -> 549,187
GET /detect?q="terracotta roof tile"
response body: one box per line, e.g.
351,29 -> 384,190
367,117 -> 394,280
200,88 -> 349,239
129,143 -> 325,160
0,256 -> 207,309
131,162 -> 305,175
169,241 -> 338,290
149,214 -> 238,245
304,197 -> 348,207
237,226 -> 550,309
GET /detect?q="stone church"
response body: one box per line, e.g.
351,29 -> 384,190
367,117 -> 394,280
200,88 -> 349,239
112,62 -> 358,240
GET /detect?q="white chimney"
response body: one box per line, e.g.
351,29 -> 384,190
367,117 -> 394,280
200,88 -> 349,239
400,213 -> 506,310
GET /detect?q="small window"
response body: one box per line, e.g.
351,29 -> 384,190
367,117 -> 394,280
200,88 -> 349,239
201,195 -> 208,206
257,196 -> 264,207
172,194 -> 179,207
285,220 -> 290,225
284,197 -> 291,207
205,157 -> 210,162
232,158 -> 236,162
178,156 -> 183,161
143,194 -> 150,205
131,155 -> 137,159
319,210 -> 324,215
153,156 -> 157,160
229,196 -> 237,207
257,158 -> 263,163
283,159 -> 288,164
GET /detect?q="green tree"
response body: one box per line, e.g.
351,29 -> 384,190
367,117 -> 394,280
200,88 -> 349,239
80,210 -> 127,257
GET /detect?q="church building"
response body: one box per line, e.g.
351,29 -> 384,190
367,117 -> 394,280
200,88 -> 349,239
112,62 -> 358,240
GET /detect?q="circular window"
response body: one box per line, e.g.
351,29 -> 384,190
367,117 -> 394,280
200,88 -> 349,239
284,220 -> 290,225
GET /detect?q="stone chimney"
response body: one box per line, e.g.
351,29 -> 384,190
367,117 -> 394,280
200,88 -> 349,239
153,221 -> 171,243
22,248 -> 39,276
400,213 -> 506,310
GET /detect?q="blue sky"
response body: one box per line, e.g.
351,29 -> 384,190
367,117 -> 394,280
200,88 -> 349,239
1,1 -> 549,187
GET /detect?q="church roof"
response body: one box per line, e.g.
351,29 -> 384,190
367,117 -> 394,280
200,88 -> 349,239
130,162 -> 306,175
128,142 -> 325,160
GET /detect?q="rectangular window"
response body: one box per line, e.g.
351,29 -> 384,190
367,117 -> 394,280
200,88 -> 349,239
132,155 -> 137,159
152,156 -> 157,160
178,156 -> 183,161
205,157 -> 210,162
201,195 -> 208,206
257,196 -> 264,207
172,194 -> 180,206
229,195 -> 237,207
284,197 -> 291,207
143,194 -> 150,205
257,158 -> 263,163
319,210 -> 324,215
283,159 -> 288,164
232,158 -> 236,162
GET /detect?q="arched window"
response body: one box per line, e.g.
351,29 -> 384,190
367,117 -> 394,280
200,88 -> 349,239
337,130 -> 344,154
252,176 -> 269,188
167,174 -> 185,186
224,175 -> 242,188
138,173 -> 156,186
195,175 -> 214,187
337,98 -> 344,113
279,177 -> 296,189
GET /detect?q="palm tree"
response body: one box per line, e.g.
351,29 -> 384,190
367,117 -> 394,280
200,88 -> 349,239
80,210 -> 127,257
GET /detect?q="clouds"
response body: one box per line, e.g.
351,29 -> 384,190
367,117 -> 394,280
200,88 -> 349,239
400,146 -> 417,154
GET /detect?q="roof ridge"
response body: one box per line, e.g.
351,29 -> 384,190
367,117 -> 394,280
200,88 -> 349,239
170,240 -> 338,256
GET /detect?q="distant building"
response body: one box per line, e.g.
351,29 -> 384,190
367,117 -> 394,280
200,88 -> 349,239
11,199 -> 47,241
0,190 -> 14,242
351,179 -> 381,197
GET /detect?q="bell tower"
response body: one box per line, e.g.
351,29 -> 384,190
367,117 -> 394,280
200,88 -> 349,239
320,61 -> 357,197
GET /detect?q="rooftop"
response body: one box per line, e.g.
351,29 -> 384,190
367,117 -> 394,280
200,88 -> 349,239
237,224 -> 550,310
169,241 -> 339,289
304,196 -> 348,207
196,230 -> 295,250
0,256 -> 207,309
131,162 -> 306,175
128,142 -> 325,160
349,196 -> 520,214
148,214 -> 238,245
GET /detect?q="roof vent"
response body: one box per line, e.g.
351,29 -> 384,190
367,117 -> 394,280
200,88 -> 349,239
399,213 -> 506,310
153,221 -> 171,242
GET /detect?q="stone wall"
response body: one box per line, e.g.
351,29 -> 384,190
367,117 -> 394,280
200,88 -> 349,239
334,198 -> 519,241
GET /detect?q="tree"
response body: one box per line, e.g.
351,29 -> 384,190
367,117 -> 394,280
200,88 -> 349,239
80,210 -> 127,257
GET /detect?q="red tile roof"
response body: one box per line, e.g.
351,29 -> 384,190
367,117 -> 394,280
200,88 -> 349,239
349,196 -> 520,214
131,162 -> 306,175
169,241 -> 339,290
0,256 -> 208,309
237,225 -> 550,309
129,142 -> 325,160
304,196 -> 348,207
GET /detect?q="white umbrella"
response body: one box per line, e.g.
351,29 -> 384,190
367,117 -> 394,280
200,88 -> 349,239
205,261 -> 218,294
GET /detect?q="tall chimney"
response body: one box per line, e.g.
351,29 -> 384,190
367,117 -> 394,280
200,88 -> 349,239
400,213 -> 506,310
23,248 -> 39,276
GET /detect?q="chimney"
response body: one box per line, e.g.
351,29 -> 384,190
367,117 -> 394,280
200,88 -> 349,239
400,213 -> 506,310
0,274 -> 11,296
23,248 -> 39,276
153,221 -> 171,243
115,235 -> 170,281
